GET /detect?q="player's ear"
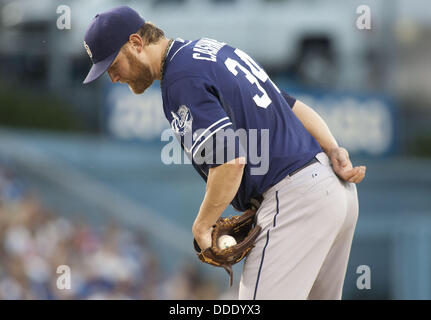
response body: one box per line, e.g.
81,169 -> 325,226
128,33 -> 143,53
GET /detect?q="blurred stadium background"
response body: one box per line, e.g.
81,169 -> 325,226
0,0 -> 430,299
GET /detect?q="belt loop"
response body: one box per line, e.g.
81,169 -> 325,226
315,152 -> 330,166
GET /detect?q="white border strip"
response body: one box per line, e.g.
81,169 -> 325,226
192,121 -> 233,159
170,40 -> 192,62
190,116 -> 230,152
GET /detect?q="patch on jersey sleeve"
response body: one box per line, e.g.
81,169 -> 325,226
171,105 -> 193,136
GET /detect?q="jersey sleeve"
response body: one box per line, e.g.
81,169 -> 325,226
281,90 -> 297,108
166,76 -> 246,168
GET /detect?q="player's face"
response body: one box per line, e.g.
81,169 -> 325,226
107,46 -> 153,94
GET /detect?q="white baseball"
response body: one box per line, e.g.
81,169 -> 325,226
218,235 -> 237,249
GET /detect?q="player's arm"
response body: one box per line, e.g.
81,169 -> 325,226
282,90 -> 338,154
166,76 -> 246,250
192,157 -> 245,250
291,100 -> 338,154
291,99 -> 366,183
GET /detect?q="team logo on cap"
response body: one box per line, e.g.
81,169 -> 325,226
83,41 -> 93,59
171,105 -> 193,136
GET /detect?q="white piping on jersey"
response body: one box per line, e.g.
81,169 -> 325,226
192,121 -> 233,159
170,40 -> 192,62
165,38 -> 176,57
190,116 -> 230,152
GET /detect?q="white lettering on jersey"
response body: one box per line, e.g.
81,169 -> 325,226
192,38 -> 226,62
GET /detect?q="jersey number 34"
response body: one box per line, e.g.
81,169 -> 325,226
224,49 -> 280,109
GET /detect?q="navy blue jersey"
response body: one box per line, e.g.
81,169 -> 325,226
161,38 -> 322,211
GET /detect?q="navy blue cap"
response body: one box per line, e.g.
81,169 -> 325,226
83,6 -> 145,84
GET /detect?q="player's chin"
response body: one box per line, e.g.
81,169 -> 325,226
128,83 -> 146,95
128,81 -> 151,95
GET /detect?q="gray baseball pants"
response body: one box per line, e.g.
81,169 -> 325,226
239,152 -> 359,300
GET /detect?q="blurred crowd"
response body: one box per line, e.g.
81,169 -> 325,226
0,163 -> 219,299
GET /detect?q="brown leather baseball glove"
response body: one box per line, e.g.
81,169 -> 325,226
193,209 -> 262,286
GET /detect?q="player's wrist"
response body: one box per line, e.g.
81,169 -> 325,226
193,220 -> 211,238
193,224 -> 213,250
324,144 -> 340,155
326,145 -> 346,159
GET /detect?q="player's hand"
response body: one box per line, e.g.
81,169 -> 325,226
193,225 -> 213,251
328,147 -> 366,184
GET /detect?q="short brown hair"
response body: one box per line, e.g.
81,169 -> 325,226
135,22 -> 165,45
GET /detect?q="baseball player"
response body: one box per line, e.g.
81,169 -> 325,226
83,6 -> 366,299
